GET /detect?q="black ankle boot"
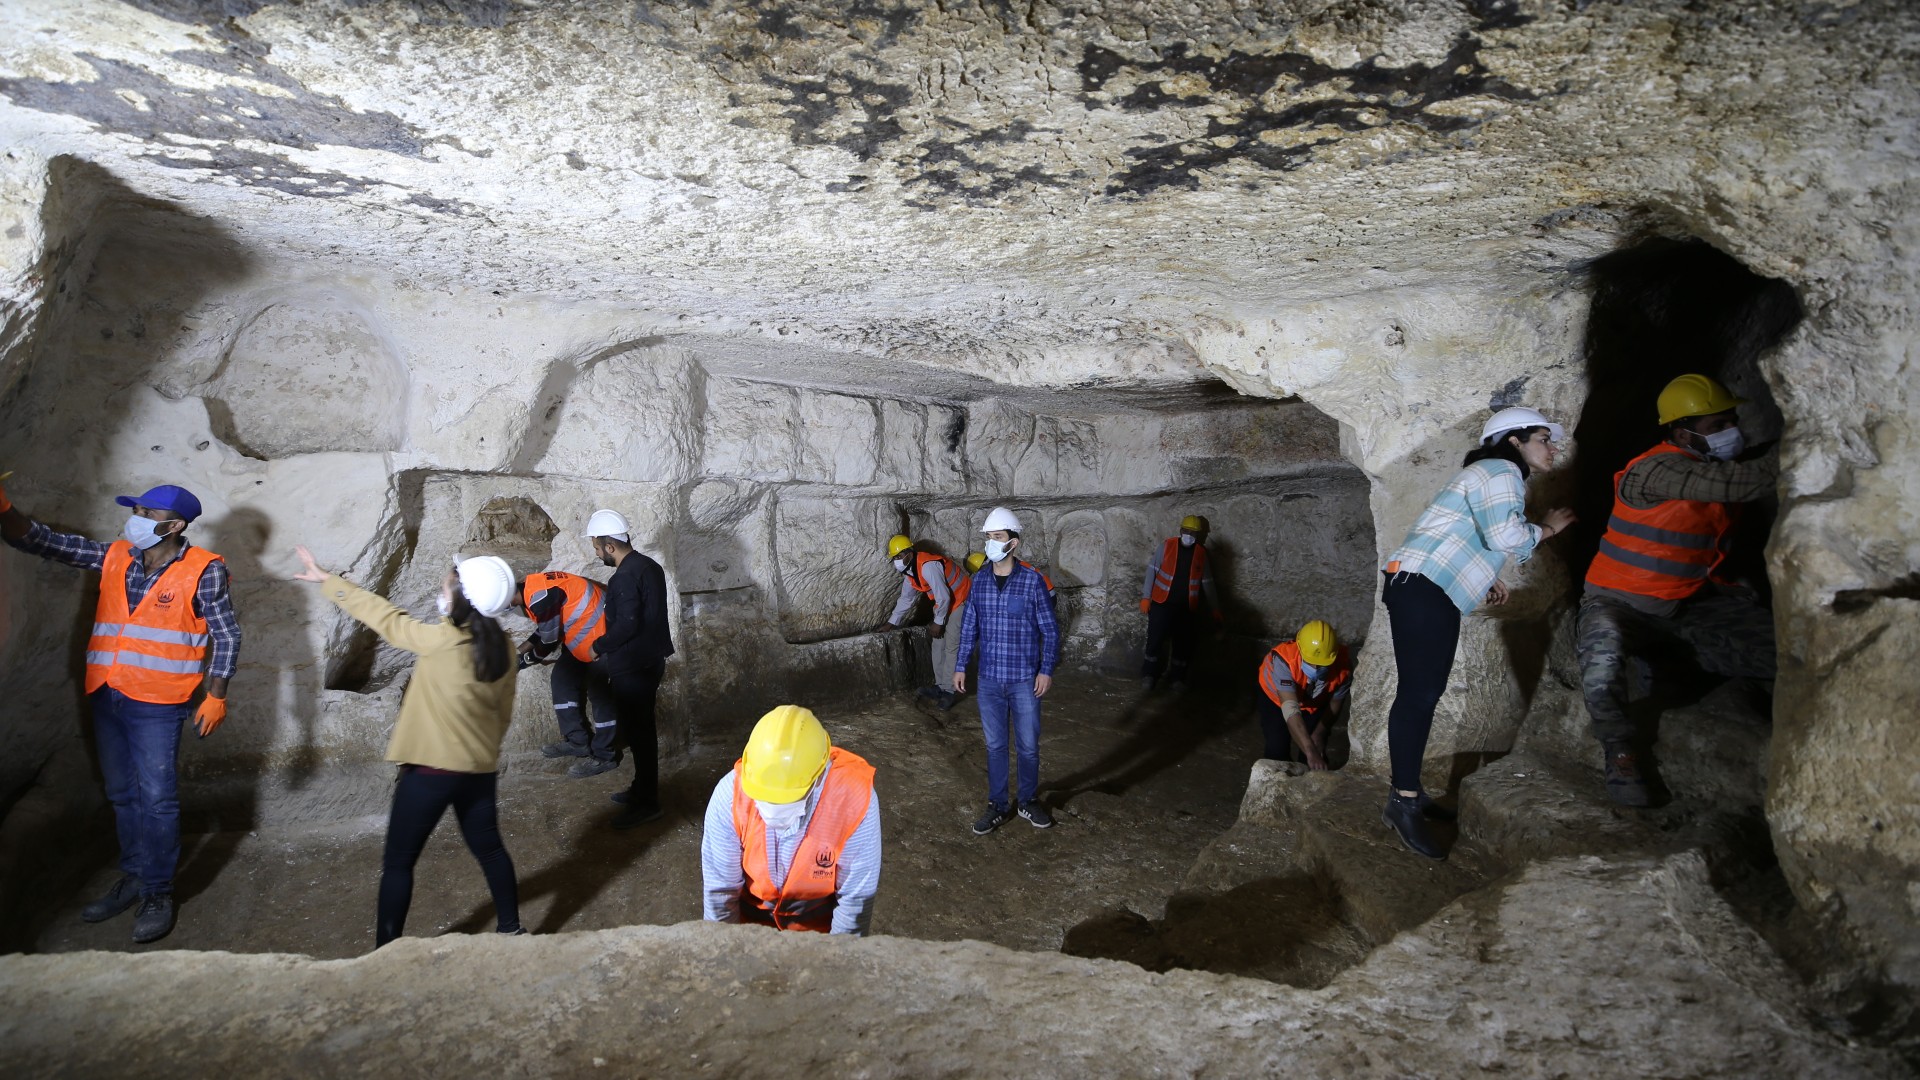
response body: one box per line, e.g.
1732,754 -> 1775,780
1383,791 -> 1446,859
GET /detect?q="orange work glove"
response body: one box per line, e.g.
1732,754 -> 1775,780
1139,598 -> 1150,613
193,696 -> 227,738
0,469 -> 12,513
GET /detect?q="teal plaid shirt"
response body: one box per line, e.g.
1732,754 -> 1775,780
1385,459 -> 1543,614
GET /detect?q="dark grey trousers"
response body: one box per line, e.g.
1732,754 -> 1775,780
1575,589 -> 1776,744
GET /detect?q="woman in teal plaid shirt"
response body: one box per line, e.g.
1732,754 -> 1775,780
1379,407 -> 1576,858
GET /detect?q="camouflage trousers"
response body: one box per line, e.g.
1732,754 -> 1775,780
1575,590 -> 1777,744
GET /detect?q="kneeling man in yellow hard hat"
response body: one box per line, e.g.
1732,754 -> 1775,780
1256,620 -> 1352,770
700,706 -> 881,935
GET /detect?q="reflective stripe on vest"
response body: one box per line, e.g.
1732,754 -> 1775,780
522,572 -> 608,663
1150,538 -> 1206,609
1258,641 -> 1352,712
729,747 -> 877,934
86,540 -> 221,705
1584,443 -> 1737,601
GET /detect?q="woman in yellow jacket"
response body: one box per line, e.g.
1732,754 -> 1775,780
294,545 -> 523,947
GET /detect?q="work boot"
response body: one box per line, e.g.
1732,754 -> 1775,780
131,895 -> 176,944
1603,742 -> 1651,807
1382,792 -> 1445,859
915,685 -> 942,700
80,875 -> 141,923
1167,665 -> 1190,689
934,690 -> 957,711
1018,802 -> 1055,829
971,805 -> 1013,835
612,802 -> 664,830
567,756 -> 620,779
541,741 -> 589,759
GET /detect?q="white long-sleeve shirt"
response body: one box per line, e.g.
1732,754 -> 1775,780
887,561 -> 953,626
700,763 -> 882,936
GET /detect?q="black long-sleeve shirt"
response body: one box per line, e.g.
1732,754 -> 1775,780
592,551 -> 673,673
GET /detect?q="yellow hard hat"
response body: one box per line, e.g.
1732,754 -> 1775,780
886,534 -> 913,558
966,552 -> 986,572
1656,374 -> 1747,426
1296,620 -> 1337,667
739,705 -> 831,803
1180,515 -> 1203,532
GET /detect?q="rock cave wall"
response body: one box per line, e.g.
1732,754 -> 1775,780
0,183 -> 1375,789
0,0 -> 1916,1043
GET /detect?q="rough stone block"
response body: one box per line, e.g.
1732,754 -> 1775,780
703,378 -> 798,482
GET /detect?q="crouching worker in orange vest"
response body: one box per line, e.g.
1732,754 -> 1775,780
701,706 -> 881,936
2,480 -> 241,946
1257,620 -> 1352,770
513,570 -> 618,779
1578,374 -> 1778,807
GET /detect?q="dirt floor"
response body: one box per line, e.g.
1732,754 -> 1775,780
28,674 -> 1276,959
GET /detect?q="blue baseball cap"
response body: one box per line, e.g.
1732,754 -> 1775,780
115,485 -> 203,522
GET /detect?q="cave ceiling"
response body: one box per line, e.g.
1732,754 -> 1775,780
0,0 -> 1904,385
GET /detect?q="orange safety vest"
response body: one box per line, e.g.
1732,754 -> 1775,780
1584,443 -> 1738,601
1149,538 -> 1207,609
729,747 -> 877,933
87,541 -> 221,705
1258,641 -> 1352,713
905,551 -> 962,599
521,572 -> 607,663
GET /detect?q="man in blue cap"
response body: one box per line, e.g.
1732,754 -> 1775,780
1,477 -> 242,944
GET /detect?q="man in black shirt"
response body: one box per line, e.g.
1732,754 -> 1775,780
583,509 -> 675,829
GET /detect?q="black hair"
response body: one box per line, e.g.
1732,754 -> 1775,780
1462,425 -> 1548,480
448,590 -> 513,684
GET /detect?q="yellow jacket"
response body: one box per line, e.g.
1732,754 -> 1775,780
322,573 -> 516,773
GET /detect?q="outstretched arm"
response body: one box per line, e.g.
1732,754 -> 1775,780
293,545 -> 441,655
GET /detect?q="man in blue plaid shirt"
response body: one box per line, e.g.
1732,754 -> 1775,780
953,507 -> 1060,835
1,478 -> 241,945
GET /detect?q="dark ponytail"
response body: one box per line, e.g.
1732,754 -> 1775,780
1462,425 -> 1546,481
448,591 -> 513,683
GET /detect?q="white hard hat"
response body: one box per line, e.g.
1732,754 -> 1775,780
584,509 -> 631,543
455,555 -> 517,619
981,506 -> 1022,533
1479,407 -> 1565,446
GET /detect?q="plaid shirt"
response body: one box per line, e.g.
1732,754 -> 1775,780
1384,459 -> 1541,615
8,520 -> 241,679
953,562 -> 1060,681
1620,445 -> 1778,510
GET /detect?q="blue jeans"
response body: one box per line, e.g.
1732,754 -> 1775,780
977,676 -> 1042,810
91,687 -> 188,897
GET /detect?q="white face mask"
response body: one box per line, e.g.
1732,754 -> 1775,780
754,798 -> 808,835
892,557 -> 909,573
435,592 -> 454,617
1180,533 -> 1196,547
984,538 -> 1013,563
1694,425 -> 1745,461
122,515 -> 171,550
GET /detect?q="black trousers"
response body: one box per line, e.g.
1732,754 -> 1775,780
1382,571 -> 1461,794
1256,695 -> 1324,762
610,660 -> 665,810
549,651 -> 618,760
377,766 -> 519,947
1141,601 -> 1195,678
